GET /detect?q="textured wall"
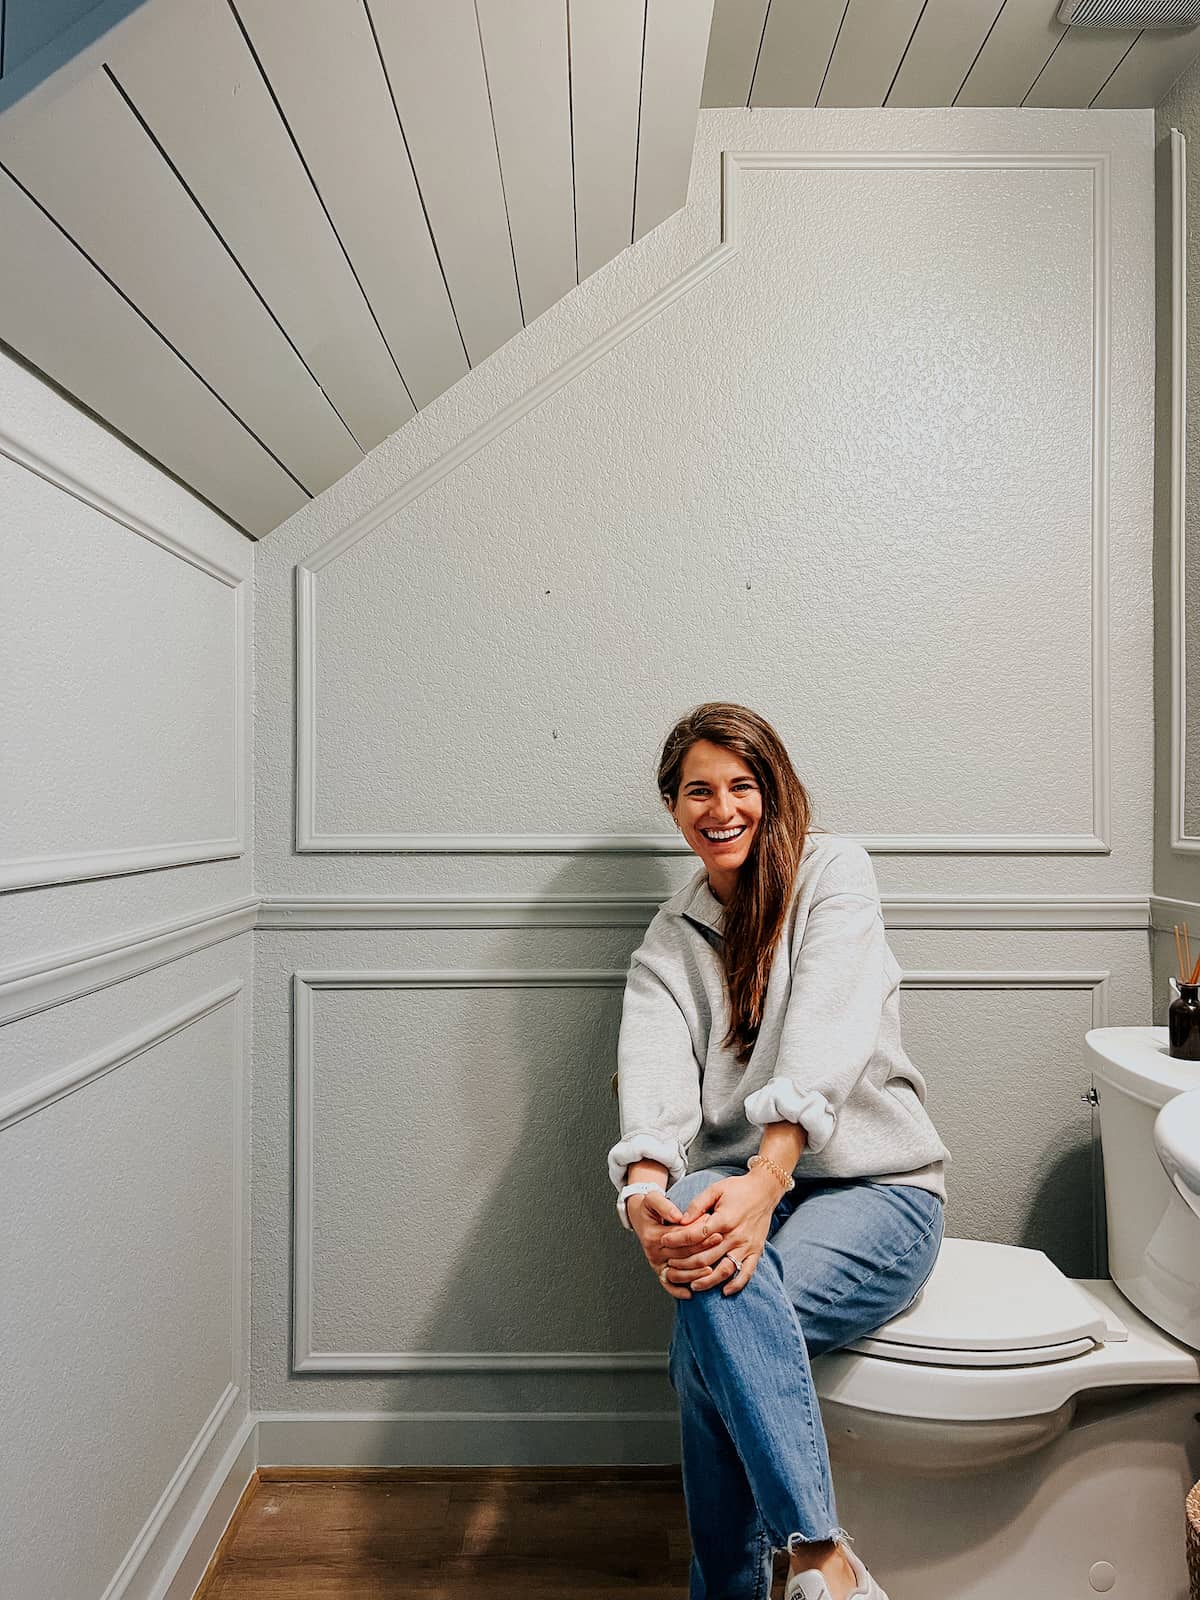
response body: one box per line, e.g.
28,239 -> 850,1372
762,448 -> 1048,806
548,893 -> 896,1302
252,108 -> 1155,1432
0,348 -> 254,1596
0,352 -> 253,962
1155,68 -> 1200,1013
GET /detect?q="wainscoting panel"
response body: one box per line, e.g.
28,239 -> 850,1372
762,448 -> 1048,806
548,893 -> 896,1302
296,151 -> 1110,858
0,438 -> 247,891
285,939 -> 1112,1376
1,975 -> 247,1600
291,967 -> 640,1372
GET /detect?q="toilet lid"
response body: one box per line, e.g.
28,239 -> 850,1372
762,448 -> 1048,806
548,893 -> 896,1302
846,1238 -> 1122,1369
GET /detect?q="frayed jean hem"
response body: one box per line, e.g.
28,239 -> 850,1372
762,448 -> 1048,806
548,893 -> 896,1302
783,1526 -> 855,1555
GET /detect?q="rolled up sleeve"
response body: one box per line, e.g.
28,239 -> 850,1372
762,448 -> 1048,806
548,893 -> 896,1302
743,884 -> 887,1155
607,956 -> 703,1190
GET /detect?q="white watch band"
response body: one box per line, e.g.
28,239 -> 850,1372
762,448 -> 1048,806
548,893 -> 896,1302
618,1181 -> 666,1230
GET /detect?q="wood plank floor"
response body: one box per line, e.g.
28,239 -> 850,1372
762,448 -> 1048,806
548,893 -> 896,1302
195,1468 -> 791,1598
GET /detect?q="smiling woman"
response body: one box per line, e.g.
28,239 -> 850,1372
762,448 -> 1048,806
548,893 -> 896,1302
608,702 -> 948,1600
666,739 -> 764,901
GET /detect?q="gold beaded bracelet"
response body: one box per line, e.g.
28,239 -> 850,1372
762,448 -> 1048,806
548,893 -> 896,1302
748,1152 -> 795,1192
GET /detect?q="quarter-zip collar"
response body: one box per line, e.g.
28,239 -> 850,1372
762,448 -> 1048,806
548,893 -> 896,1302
662,833 -> 826,939
663,868 -> 726,937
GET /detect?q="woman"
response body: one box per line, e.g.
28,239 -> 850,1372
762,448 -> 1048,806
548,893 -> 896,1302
608,703 -> 948,1600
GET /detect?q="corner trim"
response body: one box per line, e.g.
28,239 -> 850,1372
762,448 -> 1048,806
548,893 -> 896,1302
1149,893 -> 1200,930
1167,131 -> 1200,853
0,896 -> 258,1025
0,976 -> 243,1130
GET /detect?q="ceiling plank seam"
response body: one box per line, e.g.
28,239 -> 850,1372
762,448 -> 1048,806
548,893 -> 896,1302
883,0 -> 931,106
746,0 -> 772,108
952,1 -> 1009,106
631,0 -> 648,243
225,0 -> 417,416
565,0 -> 580,288
0,153 -> 311,499
360,0 -> 472,376
101,61 -> 365,459
472,0 -> 526,330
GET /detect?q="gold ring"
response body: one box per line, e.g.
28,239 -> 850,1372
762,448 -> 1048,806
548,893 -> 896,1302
658,1264 -> 670,1284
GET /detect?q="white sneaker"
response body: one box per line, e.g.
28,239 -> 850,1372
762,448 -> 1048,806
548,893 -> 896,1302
783,1544 -> 889,1600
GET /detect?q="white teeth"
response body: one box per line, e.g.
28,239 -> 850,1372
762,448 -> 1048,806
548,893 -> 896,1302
702,826 -> 745,841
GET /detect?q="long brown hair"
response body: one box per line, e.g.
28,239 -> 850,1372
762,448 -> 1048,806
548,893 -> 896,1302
658,703 -> 813,1064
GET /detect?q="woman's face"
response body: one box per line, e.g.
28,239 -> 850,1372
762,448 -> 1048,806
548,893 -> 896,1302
668,739 -> 764,892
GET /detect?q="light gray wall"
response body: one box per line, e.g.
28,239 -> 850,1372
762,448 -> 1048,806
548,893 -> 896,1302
1155,66 -> 1200,1011
0,347 -> 254,1598
252,108 -> 1157,1440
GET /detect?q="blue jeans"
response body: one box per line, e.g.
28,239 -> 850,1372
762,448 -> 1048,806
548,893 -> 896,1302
665,1165 -> 944,1600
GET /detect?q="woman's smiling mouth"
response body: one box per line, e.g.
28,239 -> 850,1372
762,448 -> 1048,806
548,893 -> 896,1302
701,825 -> 747,843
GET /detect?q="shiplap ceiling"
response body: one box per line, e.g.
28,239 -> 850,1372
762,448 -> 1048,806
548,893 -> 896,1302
1,0 -> 1196,539
0,0 -> 713,536
701,0 -> 1200,109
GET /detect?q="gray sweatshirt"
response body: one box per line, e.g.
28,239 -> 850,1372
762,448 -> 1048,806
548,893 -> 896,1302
609,830 -> 948,1202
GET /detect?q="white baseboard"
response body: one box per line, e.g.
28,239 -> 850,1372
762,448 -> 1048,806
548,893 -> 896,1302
100,1404 -> 255,1600
157,1420 -> 257,1600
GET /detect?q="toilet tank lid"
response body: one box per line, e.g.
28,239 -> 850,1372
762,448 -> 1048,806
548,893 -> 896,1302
1085,1027 -> 1197,1108
866,1238 -> 1115,1353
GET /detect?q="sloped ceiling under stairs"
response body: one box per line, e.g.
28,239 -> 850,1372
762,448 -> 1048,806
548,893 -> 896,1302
1,0 -> 1198,538
0,0 -> 713,536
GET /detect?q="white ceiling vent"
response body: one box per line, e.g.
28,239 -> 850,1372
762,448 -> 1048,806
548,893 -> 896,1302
1058,0 -> 1200,24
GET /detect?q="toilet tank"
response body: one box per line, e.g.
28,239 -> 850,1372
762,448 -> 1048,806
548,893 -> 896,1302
1086,1027 -> 1200,1350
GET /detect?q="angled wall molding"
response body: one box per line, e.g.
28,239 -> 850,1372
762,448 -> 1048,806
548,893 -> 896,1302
1166,130 -> 1200,854
0,895 -> 258,1025
292,964 -> 1108,1374
295,149 -> 1112,858
0,976 -> 243,1130
0,432 -> 249,891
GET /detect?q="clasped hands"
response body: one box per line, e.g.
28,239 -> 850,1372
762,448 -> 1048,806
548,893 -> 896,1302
629,1171 -> 782,1299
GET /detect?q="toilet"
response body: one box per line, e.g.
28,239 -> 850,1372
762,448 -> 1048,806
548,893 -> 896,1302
808,1028 -> 1200,1599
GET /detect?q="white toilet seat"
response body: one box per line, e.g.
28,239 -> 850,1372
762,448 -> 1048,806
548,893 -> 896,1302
844,1237 -> 1122,1370
850,1332 -> 1097,1367
811,1249 -> 1200,1422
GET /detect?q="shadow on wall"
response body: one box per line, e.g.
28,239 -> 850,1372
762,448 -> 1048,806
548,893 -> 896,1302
295,843 -> 1102,1557
337,851 -> 682,1572
1017,1137 -> 1099,1279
